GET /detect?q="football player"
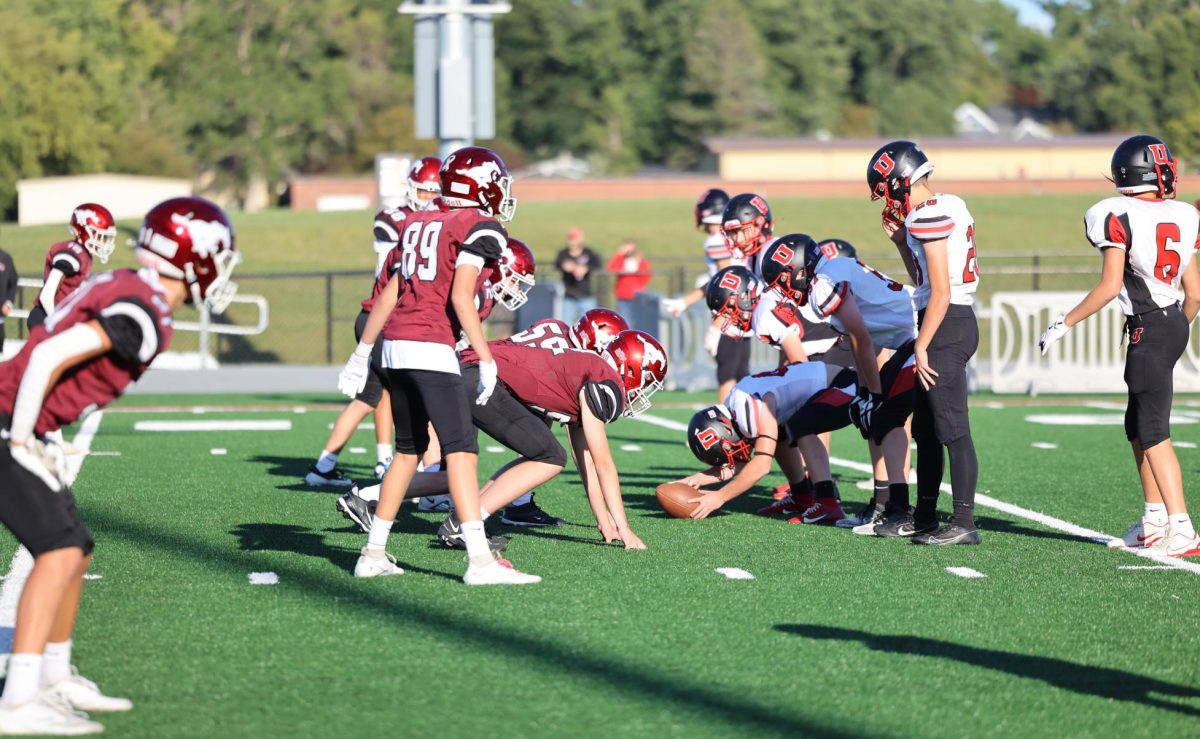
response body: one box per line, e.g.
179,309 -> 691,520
869,140 -> 981,545
372,156 -> 442,276
1039,134 -> 1200,557
676,362 -> 855,521
27,204 -> 117,330
338,145 -> 538,585
661,188 -> 752,402
0,197 -> 239,734
761,235 -> 919,535
707,265 -> 807,364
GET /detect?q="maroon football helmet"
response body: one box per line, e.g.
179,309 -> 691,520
407,156 -> 442,206
136,197 -> 240,313
603,330 -> 668,417
573,308 -> 630,354
489,237 -> 536,310
439,146 -> 516,222
69,203 -> 117,263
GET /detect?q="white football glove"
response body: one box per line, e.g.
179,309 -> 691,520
704,325 -> 722,357
337,342 -> 372,397
1039,314 -> 1070,355
10,439 -> 69,492
661,297 -> 686,318
476,359 -> 499,406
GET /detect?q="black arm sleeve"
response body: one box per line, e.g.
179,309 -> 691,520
50,255 -> 80,277
583,380 -> 624,424
96,298 -> 161,365
460,220 -> 507,261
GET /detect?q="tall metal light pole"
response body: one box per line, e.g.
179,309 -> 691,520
399,0 -> 512,160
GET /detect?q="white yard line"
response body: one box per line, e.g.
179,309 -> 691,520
134,420 -> 292,432
946,567 -> 987,579
0,412 -> 105,672
634,412 -> 1200,577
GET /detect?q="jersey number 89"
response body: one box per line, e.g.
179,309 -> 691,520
400,221 -> 442,282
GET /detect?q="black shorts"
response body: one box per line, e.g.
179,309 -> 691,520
0,441 -> 94,556
461,363 -> 566,467
27,304 -> 46,330
783,368 -> 857,441
870,340 -> 917,443
716,335 -> 751,384
352,311 -> 386,408
912,305 -> 978,445
1124,304 -> 1189,448
384,368 -> 478,456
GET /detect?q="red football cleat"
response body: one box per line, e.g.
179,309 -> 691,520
772,483 -> 790,501
787,497 -> 846,525
757,493 -> 815,517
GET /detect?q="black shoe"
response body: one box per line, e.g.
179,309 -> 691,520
913,524 -> 980,546
336,490 -> 375,533
501,497 -> 565,527
873,508 -> 920,538
305,465 -> 355,488
437,515 -> 509,552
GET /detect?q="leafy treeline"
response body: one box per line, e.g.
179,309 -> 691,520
2,0 -> 1199,215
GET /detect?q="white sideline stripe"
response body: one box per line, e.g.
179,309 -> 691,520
1119,565 -> 1177,571
714,567 -> 754,580
83,574 -> 103,581
87,450 -> 121,457
982,402 -> 1006,409
1031,442 -> 1058,450
946,567 -> 986,579
248,572 -> 279,585
210,448 -> 227,456
0,412 -> 104,674
1172,441 -> 1197,449
292,406 -> 308,414
1026,413 -> 1197,426
486,445 -> 504,453
329,423 -> 375,430
633,412 -> 1200,577
620,444 -> 643,452
134,420 -> 292,432
348,447 -> 367,454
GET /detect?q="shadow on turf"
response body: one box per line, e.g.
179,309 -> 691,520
775,625 -> 1200,717
250,454 -> 376,492
90,508 -> 839,736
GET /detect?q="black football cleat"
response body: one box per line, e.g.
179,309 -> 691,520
437,515 -> 509,553
912,524 -> 981,546
305,465 -> 355,489
501,496 -> 565,527
336,490 -> 375,533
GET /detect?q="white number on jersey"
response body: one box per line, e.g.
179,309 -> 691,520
509,320 -> 572,355
904,194 -> 980,309
400,221 -> 441,282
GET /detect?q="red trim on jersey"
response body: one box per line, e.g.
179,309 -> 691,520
1104,212 -> 1129,247
810,387 -> 852,408
887,365 -> 916,400
908,222 -> 954,236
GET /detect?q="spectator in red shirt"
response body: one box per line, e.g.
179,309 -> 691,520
608,239 -> 652,316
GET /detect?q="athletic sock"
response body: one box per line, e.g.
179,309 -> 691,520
480,507 -> 491,521
914,437 -> 944,524
872,479 -> 889,509
316,450 -> 338,473
888,482 -> 910,511
789,477 -> 813,501
510,492 -> 533,508
461,520 -> 492,566
947,435 -> 979,529
1169,513 -> 1196,538
376,444 -> 392,466
813,480 -> 838,501
1145,502 -> 1168,525
41,640 -> 72,686
367,516 -> 394,551
1,654 -> 42,707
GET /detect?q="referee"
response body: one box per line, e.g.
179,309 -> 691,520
0,246 -> 17,355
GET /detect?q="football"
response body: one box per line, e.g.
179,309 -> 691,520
655,482 -> 700,519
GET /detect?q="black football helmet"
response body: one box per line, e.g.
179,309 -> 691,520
760,234 -> 818,303
867,141 -> 933,217
721,193 -> 774,258
706,265 -> 761,337
695,188 -> 730,227
687,405 -> 753,468
806,238 -> 858,273
1111,134 -> 1177,198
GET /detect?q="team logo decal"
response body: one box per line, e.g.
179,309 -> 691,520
820,241 -> 838,259
873,153 -> 895,176
638,335 -> 668,370
73,207 -> 100,226
695,427 -> 722,450
1148,144 -> 1169,164
750,196 -> 769,216
719,271 -> 742,291
771,245 -> 794,265
171,212 -> 232,259
1130,327 -> 1144,344
449,160 -> 502,196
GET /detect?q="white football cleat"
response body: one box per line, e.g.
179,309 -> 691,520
0,693 -> 103,735
1166,528 -> 1200,558
463,558 -> 541,586
418,495 -> 452,512
353,548 -> 404,578
1107,518 -> 1167,549
44,669 -> 132,712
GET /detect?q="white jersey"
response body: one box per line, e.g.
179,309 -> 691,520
704,232 -> 745,279
1084,195 -> 1200,315
750,290 -> 840,355
903,194 -> 980,310
807,258 -> 917,350
723,362 -> 829,439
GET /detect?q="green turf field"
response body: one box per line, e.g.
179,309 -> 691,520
5,391 -> 1197,737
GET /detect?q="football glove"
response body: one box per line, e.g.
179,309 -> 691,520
10,438 -> 70,493
661,297 -> 686,318
476,359 -> 499,406
704,325 -> 722,357
337,342 -> 372,397
1039,314 -> 1070,355
849,391 -> 883,440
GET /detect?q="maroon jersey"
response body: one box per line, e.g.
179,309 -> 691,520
40,240 -> 93,308
461,341 -> 623,424
505,319 -> 578,353
372,205 -> 415,246
362,247 -> 403,313
382,203 -> 505,346
0,269 -> 174,436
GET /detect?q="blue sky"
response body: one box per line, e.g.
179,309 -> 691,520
1002,0 -> 1054,32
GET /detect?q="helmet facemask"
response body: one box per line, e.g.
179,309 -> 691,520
83,224 -> 117,263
